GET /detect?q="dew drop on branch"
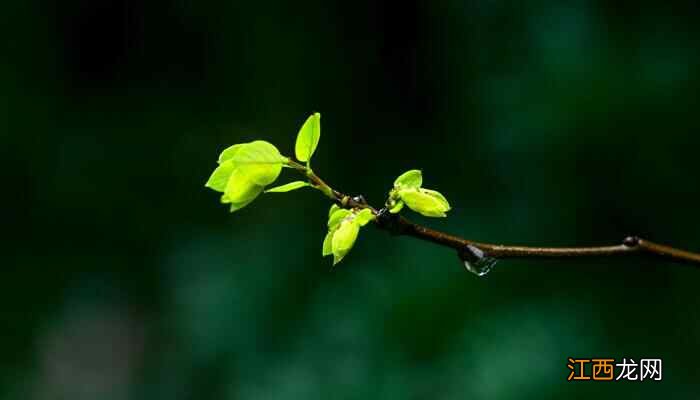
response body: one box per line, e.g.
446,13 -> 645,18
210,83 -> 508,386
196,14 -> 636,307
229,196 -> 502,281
460,244 -> 497,277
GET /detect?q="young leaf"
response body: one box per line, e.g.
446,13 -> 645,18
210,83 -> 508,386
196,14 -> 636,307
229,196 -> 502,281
355,208 -> 375,226
399,188 -> 451,217
388,200 -> 404,214
294,112 -> 321,163
328,204 -> 341,217
420,188 -> 450,209
206,140 -> 290,213
227,196 -> 259,213
331,220 -> 360,265
394,169 -> 422,189
322,231 -> 333,256
265,181 -> 310,193
328,208 -> 351,230
218,144 -> 244,164
231,140 -> 286,164
205,161 -> 235,192
231,141 -> 285,186
220,191 -> 260,213
224,168 -> 265,205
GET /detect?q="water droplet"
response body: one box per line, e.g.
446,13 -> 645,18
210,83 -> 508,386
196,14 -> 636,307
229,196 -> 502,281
460,244 -> 498,276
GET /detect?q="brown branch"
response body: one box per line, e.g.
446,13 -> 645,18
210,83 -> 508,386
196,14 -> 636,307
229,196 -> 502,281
286,159 -> 700,267
391,216 -> 700,266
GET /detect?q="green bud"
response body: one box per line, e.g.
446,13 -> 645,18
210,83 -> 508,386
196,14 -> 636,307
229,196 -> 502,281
331,219 -> 360,265
419,188 -> 449,208
388,200 -> 404,214
399,188 -> 451,217
393,169 -> 422,189
322,206 -> 374,264
206,140 -> 286,212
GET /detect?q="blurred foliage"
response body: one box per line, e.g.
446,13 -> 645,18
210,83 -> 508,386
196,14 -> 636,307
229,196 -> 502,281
2,0 -> 699,398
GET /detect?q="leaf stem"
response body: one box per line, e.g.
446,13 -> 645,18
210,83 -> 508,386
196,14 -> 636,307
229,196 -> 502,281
285,158 -> 700,267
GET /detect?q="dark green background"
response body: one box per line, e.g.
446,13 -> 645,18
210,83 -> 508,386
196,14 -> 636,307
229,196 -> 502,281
3,1 -> 699,398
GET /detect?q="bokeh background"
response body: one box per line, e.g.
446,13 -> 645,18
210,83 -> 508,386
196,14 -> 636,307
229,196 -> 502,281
3,0 -> 700,398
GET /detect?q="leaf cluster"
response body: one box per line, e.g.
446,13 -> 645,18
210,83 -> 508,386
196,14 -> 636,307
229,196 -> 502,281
205,112 -> 452,265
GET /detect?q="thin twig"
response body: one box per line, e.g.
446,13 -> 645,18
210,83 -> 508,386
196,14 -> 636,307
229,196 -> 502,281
286,159 -> 700,267
394,218 -> 700,266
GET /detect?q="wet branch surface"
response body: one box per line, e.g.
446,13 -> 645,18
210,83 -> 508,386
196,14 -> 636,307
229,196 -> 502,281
287,160 -> 700,267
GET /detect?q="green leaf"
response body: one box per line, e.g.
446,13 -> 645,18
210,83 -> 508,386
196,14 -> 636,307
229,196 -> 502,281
322,231 -> 333,256
328,204 -> 341,217
220,188 -> 263,213
331,220 -> 360,265
355,208 -> 375,226
227,196 -> 259,213
388,200 -> 404,214
231,141 -> 285,185
420,188 -> 450,209
220,192 -> 257,212
205,161 -> 235,192
231,140 -> 286,164
265,181 -> 310,193
224,168 -> 265,205
294,112 -> 321,163
328,209 -> 351,230
399,188 -> 451,217
323,207 -> 372,264
218,144 -> 244,164
393,169 -> 422,189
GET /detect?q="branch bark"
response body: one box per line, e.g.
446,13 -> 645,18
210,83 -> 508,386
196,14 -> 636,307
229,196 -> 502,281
387,215 -> 700,266
286,159 -> 700,267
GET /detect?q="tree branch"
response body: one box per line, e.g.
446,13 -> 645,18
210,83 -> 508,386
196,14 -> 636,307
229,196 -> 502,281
287,159 -> 700,267
388,215 -> 700,266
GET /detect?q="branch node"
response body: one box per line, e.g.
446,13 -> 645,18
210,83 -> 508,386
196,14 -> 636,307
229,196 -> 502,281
375,208 -> 404,236
623,236 -> 640,247
351,195 -> 367,205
